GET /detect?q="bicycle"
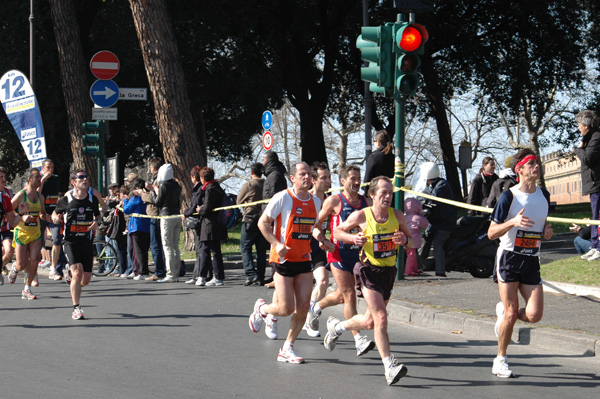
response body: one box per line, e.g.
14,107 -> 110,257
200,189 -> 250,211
92,239 -> 119,276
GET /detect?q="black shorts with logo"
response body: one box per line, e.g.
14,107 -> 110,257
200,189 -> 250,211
272,261 -> 312,278
63,240 -> 94,273
493,249 -> 542,285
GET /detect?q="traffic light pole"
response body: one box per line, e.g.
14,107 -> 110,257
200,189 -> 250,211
394,94 -> 406,280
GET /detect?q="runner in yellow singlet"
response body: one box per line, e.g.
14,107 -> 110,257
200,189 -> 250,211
9,168 -> 48,300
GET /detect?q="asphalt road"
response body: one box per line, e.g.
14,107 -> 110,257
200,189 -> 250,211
2,269 -> 598,399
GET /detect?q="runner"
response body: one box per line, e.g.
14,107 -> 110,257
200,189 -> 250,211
324,176 -> 412,385
488,148 -> 553,378
303,162 -> 335,337
38,159 -> 62,278
248,162 -> 323,363
52,170 -> 101,320
9,168 -> 48,299
308,165 -> 375,356
0,166 -> 16,280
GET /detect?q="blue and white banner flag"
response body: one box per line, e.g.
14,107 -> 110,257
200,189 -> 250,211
0,69 -> 47,168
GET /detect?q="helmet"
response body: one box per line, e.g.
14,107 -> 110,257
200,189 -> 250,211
420,162 -> 440,180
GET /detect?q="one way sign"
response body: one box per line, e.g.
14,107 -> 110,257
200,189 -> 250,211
90,79 -> 119,108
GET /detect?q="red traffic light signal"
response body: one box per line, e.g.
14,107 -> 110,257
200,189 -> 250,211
395,23 -> 429,54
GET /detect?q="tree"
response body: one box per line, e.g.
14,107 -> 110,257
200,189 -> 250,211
128,0 -> 206,204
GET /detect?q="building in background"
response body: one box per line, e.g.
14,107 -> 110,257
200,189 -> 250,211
542,151 -> 587,205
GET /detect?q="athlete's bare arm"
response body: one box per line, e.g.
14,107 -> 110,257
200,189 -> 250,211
258,213 -> 289,258
333,209 -> 368,247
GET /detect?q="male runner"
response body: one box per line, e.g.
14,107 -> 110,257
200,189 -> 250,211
325,176 -> 412,385
38,159 -> 62,276
248,162 -> 323,363
308,165 -> 375,356
488,148 -> 553,378
9,168 -> 48,299
0,167 -> 15,280
52,170 -> 101,320
302,162 -> 335,337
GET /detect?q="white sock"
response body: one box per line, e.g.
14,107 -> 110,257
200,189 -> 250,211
24,285 -> 30,291
258,303 -> 267,318
353,333 -> 364,343
382,356 -> 392,370
282,341 -> 292,351
335,321 -> 346,334
495,355 -> 506,361
313,302 -> 322,314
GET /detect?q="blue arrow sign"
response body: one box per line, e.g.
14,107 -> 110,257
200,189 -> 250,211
90,79 -> 119,108
262,110 -> 273,130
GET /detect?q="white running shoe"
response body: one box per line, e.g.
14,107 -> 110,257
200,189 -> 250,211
205,279 -> 224,286
492,356 -> 514,378
72,306 -> 85,320
581,248 -> 597,260
265,314 -> 278,340
385,355 -> 408,385
307,301 -> 321,331
303,321 -> 321,337
494,301 -> 504,338
249,298 -> 266,333
588,249 -> 600,261
277,346 -> 304,364
195,277 -> 206,286
356,335 -> 375,356
324,316 -> 341,351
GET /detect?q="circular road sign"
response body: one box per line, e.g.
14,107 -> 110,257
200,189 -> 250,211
90,51 -> 120,80
262,131 -> 273,151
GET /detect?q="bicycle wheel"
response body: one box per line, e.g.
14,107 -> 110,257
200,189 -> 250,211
92,240 -> 119,276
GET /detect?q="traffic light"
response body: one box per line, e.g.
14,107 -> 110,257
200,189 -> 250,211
393,22 -> 428,97
356,24 -> 394,97
82,121 -> 103,156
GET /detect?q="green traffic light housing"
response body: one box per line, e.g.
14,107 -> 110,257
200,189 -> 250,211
81,121 -> 104,157
356,24 -> 395,97
393,22 -> 428,97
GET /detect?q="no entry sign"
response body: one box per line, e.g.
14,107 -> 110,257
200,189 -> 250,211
90,51 -> 120,80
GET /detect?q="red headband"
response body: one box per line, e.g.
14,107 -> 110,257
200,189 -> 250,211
514,155 -> 538,182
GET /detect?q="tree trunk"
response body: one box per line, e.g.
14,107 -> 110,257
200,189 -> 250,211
421,53 -> 463,201
128,0 -> 206,206
48,0 -> 96,183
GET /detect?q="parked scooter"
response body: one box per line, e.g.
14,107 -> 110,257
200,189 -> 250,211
420,215 -> 498,278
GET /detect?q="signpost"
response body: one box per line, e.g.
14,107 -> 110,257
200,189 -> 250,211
92,107 -> 118,121
261,111 -> 273,130
262,131 -> 273,151
90,50 -> 120,80
90,79 -> 119,108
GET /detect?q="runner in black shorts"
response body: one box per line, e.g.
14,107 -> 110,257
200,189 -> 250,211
488,148 -> 553,378
53,170 -> 100,320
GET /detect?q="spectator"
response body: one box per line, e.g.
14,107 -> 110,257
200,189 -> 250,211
574,110 -> 600,261
467,156 -> 498,216
403,197 -> 429,276
182,165 -> 206,284
152,164 -> 183,283
486,156 -> 517,208
419,162 -> 456,277
237,162 -> 268,286
141,157 -> 167,281
123,178 -> 150,280
570,223 -> 592,256
364,130 -> 394,192
196,167 -> 226,287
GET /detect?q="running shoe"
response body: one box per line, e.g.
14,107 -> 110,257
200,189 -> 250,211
8,265 -> 17,284
588,249 -> 600,261
265,314 -> 278,340
385,355 -> 408,385
277,346 -> 304,364
0,272 -> 3,286
249,298 -> 266,333
356,335 -> 375,356
65,269 -> 72,285
324,316 -> 341,351
72,306 -> 85,320
32,274 -> 39,287
21,289 -> 37,300
303,321 -> 321,337
494,301 -> 504,338
492,356 -> 514,378
581,248 -> 597,260
307,301 -> 321,331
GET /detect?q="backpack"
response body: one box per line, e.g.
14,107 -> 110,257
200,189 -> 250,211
218,192 -> 242,229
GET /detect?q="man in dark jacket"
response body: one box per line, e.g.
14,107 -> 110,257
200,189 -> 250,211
419,162 -> 456,277
196,167 -> 226,286
262,150 -> 287,202
574,109 -> 600,261
152,163 -> 182,282
237,163 -> 268,286
142,157 -> 166,281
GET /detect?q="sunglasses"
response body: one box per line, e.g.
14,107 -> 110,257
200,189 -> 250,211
75,174 -> 88,180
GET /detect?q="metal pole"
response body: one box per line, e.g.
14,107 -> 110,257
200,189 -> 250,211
394,95 -> 406,280
362,0 -> 373,159
29,0 -> 35,89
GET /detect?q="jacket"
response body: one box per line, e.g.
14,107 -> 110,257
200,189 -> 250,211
237,178 -> 264,222
574,129 -> 600,195
183,182 -> 204,229
467,172 -> 498,216
263,158 -> 287,201
364,147 -> 395,183
141,172 -> 159,216
422,177 -> 456,232
486,168 -> 517,208
123,195 -> 150,233
153,164 -> 182,216
197,180 -> 226,241
404,197 -> 429,249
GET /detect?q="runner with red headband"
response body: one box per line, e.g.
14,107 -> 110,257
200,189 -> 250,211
487,148 -> 553,378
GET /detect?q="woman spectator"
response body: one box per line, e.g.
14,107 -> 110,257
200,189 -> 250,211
467,156 -> 498,216
196,167 -> 226,287
574,110 -> 600,261
182,166 -> 208,285
123,178 -> 151,279
364,130 -> 394,190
